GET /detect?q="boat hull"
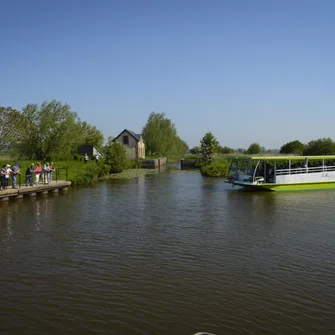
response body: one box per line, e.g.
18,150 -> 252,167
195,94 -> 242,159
233,180 -> 335,192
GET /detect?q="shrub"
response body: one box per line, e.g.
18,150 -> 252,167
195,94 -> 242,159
104,142 -> 128,173
127,159 -> 142,169
200,160 -> 230,177
73,153 -> 83,161
184,154 -> 201,160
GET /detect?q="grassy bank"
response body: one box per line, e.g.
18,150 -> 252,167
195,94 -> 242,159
0,159 -> 110,186
0,158 -> 162,186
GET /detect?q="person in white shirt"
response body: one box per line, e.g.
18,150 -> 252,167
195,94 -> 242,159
42,163 -> 50,184
6,164 -> 12,189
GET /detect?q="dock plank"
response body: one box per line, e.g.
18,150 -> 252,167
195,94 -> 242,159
0,181 -> 71,199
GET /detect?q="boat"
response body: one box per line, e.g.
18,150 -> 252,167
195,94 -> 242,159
224,155 -> 335,191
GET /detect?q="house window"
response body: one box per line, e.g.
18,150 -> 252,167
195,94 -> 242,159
123,135 -> 129,145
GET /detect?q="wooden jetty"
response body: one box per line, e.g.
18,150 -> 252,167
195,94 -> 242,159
0,181 -> 71,202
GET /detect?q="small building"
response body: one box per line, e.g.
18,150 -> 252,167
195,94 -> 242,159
112,129 -> 145,159
78,145 -> 103,158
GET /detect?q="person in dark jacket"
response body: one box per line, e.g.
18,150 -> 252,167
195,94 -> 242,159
26,163 -> 35,187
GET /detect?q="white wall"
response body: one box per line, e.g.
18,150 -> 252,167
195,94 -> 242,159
276,171 -> 335,184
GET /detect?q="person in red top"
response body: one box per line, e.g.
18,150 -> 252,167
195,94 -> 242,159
35,162 -> 42,185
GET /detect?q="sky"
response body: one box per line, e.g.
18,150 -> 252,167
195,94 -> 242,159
1,0 -> 335,149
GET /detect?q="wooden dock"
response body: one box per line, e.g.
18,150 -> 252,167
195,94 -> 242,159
0,181 -> 71,202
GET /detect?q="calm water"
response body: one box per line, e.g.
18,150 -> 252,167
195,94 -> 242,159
1,169 -> 335,335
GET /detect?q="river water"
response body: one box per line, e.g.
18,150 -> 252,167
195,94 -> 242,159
0,169 -> 335,335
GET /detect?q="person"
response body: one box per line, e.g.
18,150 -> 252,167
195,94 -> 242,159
84,154 -> 88,164
95,154 -> 99,163
49,162 -> 55,183
25,163 -> 35,186
35,163 -> 42,185
42,162 -> 50,184
11,162 -> 21,189
0,165 -> 7,190
5,164 -> 12,189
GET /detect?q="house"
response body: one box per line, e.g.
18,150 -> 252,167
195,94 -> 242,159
78,145 -> 103,158
112,129 -> 145,159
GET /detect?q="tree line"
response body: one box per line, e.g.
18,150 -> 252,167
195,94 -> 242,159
190,134 -> 335,157
0,100 -> 104,160
0,101 -> 189,163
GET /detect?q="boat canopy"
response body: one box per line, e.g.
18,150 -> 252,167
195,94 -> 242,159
229,155 -> 335,161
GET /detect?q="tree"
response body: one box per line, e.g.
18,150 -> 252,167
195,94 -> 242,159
104,142 -> 128,173
200,132 -> 219,164
17,100 -> 82,160
280,140 -> 305,155
142,112 -> 188,157
303,138 -> 335,155
219,146 -> 234,154
246,143 -> 262,154
189,146 -> 201,154
79,121 -> 104,149
0,107 -> 23,149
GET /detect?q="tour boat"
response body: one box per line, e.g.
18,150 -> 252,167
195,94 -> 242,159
225,155 -> 335,191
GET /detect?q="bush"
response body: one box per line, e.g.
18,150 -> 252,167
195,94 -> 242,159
184,154 -> 201,160
104,142 -> 128,173
200,160 -> 230,177
73,153 -> 83,161
127,159 -> 142,169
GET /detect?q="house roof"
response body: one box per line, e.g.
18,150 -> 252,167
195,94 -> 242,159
112,129 -> 143,142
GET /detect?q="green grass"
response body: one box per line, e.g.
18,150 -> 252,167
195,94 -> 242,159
0,159 -> 110,186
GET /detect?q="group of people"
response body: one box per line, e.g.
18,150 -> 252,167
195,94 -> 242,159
0,162 -> 55,191
84,153 -> 99,164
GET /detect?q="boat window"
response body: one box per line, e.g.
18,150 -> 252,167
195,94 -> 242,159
227,159 -> 258,181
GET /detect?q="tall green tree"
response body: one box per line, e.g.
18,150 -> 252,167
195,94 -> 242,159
200,132 -> 219,164
18,100 -> 82,160
79,121 -> 104,149
0,107 -> 23,149
303,138 -> 335,155
142,112 -> 188,157
246,143 -> 262,154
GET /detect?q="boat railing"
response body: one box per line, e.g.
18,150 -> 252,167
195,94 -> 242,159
276,165 -> 335,175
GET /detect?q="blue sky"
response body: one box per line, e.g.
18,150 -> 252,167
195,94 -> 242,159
1,0 -> 334,149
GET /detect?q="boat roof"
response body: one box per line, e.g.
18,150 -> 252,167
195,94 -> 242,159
230,155 -> 335,161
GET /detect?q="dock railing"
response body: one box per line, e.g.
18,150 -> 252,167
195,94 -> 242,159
3,167 -> 69,189
55,168 -> 69,183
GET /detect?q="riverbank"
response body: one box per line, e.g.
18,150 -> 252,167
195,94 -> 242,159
105,168 -> 158,179
0,158 -> 172,186
182,154 -> 230,177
